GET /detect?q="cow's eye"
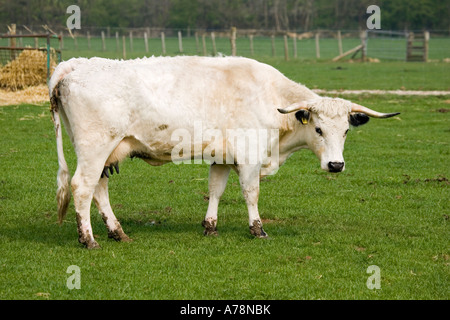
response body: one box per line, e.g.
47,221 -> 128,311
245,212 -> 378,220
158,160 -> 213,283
344,129 -> 349,136
315,127 -> 323,136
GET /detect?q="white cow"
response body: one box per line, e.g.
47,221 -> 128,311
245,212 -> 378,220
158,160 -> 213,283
49,56 -> 399,249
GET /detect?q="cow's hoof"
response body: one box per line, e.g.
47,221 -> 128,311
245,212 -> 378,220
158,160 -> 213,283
202,219 -> 218,236
85,240 -> 101,250
78,234 -> 101,249
249,220 -> 269,238
108,229 -> 133,242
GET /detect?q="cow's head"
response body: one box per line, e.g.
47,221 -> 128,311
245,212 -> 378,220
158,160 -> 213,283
278,97 -> 399,173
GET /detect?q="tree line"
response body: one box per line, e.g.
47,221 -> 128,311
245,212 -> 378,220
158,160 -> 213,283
1,0 -> 449,31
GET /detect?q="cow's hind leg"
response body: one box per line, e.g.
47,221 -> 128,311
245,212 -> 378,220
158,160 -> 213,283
93,177 -> 132,242
71,162 -> 104,249
71,140 -> 122,249
203,164 -> 231,236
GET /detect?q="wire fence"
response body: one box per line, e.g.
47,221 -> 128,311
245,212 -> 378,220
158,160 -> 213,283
1,26 -> 450,62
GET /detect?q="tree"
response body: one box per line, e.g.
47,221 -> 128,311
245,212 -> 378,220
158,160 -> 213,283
0,0 -> 448,32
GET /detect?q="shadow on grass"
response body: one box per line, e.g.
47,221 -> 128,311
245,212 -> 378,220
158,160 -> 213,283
0,211 -> 303,250
0,214 -> 283,249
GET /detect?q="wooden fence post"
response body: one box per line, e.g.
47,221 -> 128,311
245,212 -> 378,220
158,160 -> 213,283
18,31 -> 23,47
9,24 -> 16,60
161,32 -> 166,55
122,35 -> 126,59
315,33 -> 320,59
337,30 -> 343,56
360,30 -> 367,61
283,34 -> 289,61
144,32 -> 149,53
230,27 -> 237,56
59,31 -> 64,50
249,34 -> 254,56
195,32 -> 200,54
87,31 -> 91,50
211,32 -> 217,56
129,31 -> 133,52
202,34 -> 207,56
101,31 -> 106,51
293,34 -> 297,58
178,31 -> 183,53
115,32 -> 119,52
424,31 -> 429,62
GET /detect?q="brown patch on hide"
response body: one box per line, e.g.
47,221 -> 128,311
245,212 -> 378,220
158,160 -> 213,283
50,87 -> 59,113
157,124 -> 169,131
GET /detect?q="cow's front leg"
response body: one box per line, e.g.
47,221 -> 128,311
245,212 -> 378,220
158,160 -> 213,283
93,177 -> 132,242
236,164 -> 268,238
203,164 -> 231,236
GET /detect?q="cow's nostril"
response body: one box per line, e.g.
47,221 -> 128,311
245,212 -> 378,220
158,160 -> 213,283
328,162 -> 344,172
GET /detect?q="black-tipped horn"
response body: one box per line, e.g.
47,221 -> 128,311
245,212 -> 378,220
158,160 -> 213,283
351,104 -> 400,118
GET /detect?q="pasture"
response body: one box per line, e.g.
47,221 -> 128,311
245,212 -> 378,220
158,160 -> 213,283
2,33 -> 450,62
0,43 -> 449,299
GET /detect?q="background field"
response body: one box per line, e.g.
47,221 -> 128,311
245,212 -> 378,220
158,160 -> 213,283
0,38 -> 449,299
2,33 -> 450,61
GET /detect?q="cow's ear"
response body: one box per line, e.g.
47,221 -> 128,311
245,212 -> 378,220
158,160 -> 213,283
349,113 -> 370,127
295,110 -> 310,125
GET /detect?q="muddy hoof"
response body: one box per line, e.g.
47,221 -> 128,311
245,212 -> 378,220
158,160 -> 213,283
85,240 -> 101,250
202,219 -> 218,236
78,234 -> 101,249
108,229 -> 133,242
249,220 -> 269,238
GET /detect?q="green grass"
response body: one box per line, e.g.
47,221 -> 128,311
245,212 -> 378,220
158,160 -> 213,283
0,94 -> 448,299
0,34 -> 449,299
263,59 -> 450,91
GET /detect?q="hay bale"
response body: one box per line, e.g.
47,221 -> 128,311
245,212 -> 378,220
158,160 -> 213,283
0,49 -> 56,91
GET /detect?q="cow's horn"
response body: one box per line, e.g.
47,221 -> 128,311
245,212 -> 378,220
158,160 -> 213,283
351,103 -> 400,118
277,101 -> 309,114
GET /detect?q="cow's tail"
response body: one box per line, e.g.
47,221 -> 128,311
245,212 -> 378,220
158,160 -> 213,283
49,63 -> 74,225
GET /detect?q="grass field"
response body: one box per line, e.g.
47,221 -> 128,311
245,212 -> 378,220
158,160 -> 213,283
2,35 -> 449,92
0,94 -> 448,300
0,36 -> 449,300
2,33 -> 450,62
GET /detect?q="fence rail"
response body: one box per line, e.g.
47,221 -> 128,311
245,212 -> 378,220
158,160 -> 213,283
1,25 -> 449,62
0,32 -> 62,83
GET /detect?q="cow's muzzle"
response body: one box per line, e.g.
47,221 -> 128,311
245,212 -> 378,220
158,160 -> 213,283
328,162 -> 345,173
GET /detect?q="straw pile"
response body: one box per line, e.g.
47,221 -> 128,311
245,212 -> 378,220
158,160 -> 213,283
0,49 -> 56,91
0,84 -> 49,106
